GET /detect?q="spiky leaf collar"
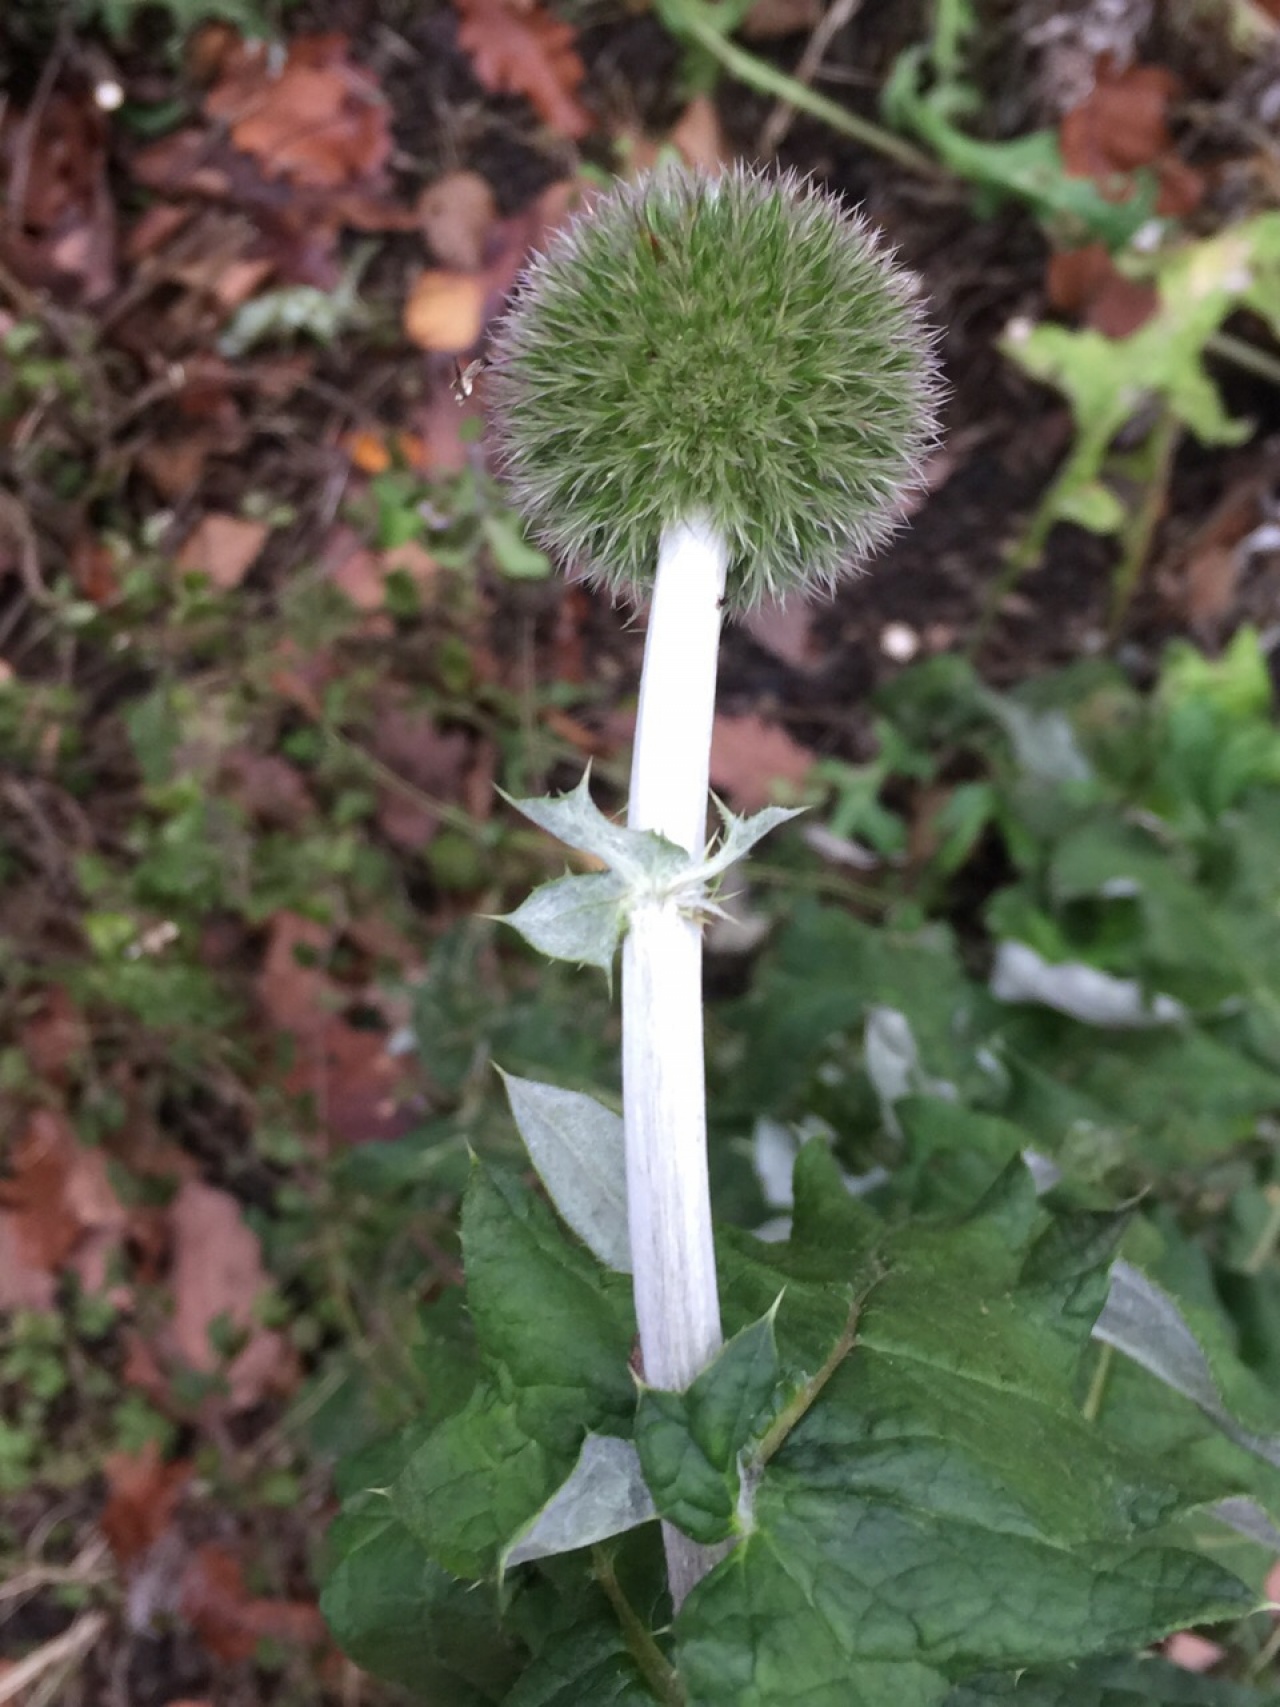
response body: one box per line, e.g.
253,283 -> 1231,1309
487,165 -> 943,613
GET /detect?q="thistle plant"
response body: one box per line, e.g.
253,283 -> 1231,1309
491,164 -> 939,1602
322,165 -> 1272,1707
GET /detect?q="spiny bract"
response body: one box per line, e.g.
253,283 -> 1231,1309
488,164 -> 942,613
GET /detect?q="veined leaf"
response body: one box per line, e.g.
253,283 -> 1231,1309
674,1150 -> 1253,1707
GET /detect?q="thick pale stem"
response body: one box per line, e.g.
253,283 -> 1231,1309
623,516 -> 727,1609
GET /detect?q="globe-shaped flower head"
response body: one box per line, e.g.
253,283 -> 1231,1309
488,164 -> 942,613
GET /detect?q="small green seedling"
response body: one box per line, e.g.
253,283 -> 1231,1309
996,211 -> 1280,629
883,0 -> 1164,248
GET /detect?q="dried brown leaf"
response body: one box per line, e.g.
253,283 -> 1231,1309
0,1109 -> 126,1298
177,513 -> 268,590
368,692 -> 472,849
710,712 -> 815,812
204,33 -> 392,189
1046,242 -> 1158,337
20,986 -> 88,1084
418,170 -> 498,272
1059,62 -> 1203,217
668,96 -> 732,172
741,597 -> 823,670
257,912 -> 410,1147
180,1542 -> 326,1663
0,1217 -> 56,1311
454,0 -> 593,139
101,1442 -> 193,1566
0,92 -> 117,300
220,751 -> 315,828
403,268 -> 487,353
740,0 -> 821,38
165,1179 -> 294,1410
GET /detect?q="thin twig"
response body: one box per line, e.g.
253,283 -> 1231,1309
0,1610 -> 107,1704
675,5 -> 940,178
0,1537 -> 111,1605
758,0 -> 866,156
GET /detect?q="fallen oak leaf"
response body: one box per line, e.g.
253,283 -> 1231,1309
219,749 -> 315,828
257,912 -> 412,1146
366,688 -> 473,850
0,91 -> 118,301
0,1217 -> 56,1311
741,0 -> 820,34
20,986 -> 88,1085
453,0 -> 593,139
1046,242 -> 1158,338
203,33 -> 392,189
667,95 -> 733,172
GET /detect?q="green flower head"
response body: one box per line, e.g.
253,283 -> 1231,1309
488,164 -> 942,613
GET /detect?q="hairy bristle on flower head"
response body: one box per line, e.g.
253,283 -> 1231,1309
487,164 -> 943,614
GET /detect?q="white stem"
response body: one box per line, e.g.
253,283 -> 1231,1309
628,517 -> 726,855
623,516 -> 727,1609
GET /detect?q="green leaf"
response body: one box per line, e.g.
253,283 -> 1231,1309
674,1164 -> 1252,1707
635,1311 -> 783,1544
321,1510 -> 520,1702
1160,627 -> 1276,727
944,1655 -> 1280,1705
1097,1263 -> 1280,1469
393,1164 -> 636,1578
462,1163 -> 634,1413
398,1384 -> 563,1578
504,1434 -> 657,1570
506,773 -> 689,886
723,902 -> 984,1127
895,1098 -> 1029,1214
1054,478 -> 1126,535
503,1619 -> 657,1706
999,1013 -> 1280,1169
883,47 -> 1160,248
498,1071 -> 630,1272
482,512 -> 553,579
497,871 -> 631,975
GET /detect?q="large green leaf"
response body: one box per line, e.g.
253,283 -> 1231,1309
321,1510 -> 521,1703
722,903 -> 986,1127
392,1164 -> 636,1578
503,1621 -> 656,1706
398,1384 -> 566,1578
944,1656 -> 1280,1705
997,1014 -> 1280,1170
674,1152 -> 1253,1707
461,1162 -> 635,1412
